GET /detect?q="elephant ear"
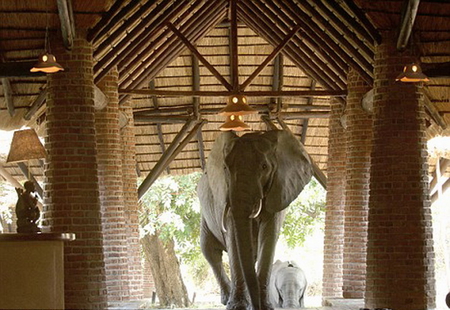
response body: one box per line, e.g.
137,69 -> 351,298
265,130 -> 313,213
205,131 -> 238,205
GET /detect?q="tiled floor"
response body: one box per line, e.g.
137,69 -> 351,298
110,298 -> 364,310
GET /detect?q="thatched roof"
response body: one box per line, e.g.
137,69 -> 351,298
1,0 -> 450,184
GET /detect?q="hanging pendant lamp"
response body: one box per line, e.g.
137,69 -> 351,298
395,62 -> 429,83
30,53 -> 64,73
219,95 -> 257,116
219,114 -> 250,131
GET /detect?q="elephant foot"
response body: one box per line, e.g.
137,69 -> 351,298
221,290 -> 230,306
226,299 -> 249,310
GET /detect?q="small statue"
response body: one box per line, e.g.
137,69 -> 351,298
15,181 -> 41,233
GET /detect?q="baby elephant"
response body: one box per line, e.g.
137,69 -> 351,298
269,260 -> 307,308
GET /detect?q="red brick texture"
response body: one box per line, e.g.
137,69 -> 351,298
322,98 -> 346,300
364,31 -> 435,310
43,35 -> 107,309
343,69 -> 372,298
96,68 -> 130,305
120,100 -> 144,299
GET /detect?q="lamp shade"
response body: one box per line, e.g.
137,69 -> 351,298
219,114 -> 251,131
6,129 -> 47,163
218,95 -> 257,116
30,53 -> 64,74
395,63 -> 429,82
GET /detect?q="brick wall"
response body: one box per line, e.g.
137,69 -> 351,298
120,100 -> 144,299
43,34 -> 107,309
365,31 -> 435,310
343,68 -> 372,298
96,68 -> 130,305
322,98 -> 346,300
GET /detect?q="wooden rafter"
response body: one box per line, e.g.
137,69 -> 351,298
397,0 -> 420,51
137,119 -> 206,199
191,53 -> 206,170
230,0 -> 239,92
276,0 -> 373,85
239,1 -> 346,90
94,0 -> 189,83
87,0 -> 131,43
240,24 -> 301,91
149,80 -> 170,174
0,61 -> 45,78
119,88 -> 346,97
118,1 -> 227,94
24,88 -> 47,120
341,0 -> 381,44
168,22 -> 232,91
57,0 -> 75,50
301,80 -> 316,144
2,78 -> 14,116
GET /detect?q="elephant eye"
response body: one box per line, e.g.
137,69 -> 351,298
262,163 -> 267,170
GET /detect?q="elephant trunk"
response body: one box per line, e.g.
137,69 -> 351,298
233,216 -> 260,310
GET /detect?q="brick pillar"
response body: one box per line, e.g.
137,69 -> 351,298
96,68 -> 130,305
365,31 -> 435,310
43,34 -> 107,309
120,100 -> 144,299
343,68 -> 372,298
322,98 -> 346,301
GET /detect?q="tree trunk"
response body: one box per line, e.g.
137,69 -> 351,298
141,230 -> 190,308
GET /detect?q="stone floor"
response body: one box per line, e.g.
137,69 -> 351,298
110,298 -> 364,310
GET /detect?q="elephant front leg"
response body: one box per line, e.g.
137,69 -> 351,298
256,212 -> 283,310
200,222 -> 231,305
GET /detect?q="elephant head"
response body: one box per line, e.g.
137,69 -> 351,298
200,130 -> 313,310
269,260 -> 307,308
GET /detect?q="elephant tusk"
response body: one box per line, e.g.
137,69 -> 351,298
221,205 -> 229,233
249,199 -> 263,219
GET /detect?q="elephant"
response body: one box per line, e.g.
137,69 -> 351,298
197,130 -> 313,310
269,260 -> 307,308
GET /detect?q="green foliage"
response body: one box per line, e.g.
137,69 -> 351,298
280,177 -> 326,248
139,172 -> 203,265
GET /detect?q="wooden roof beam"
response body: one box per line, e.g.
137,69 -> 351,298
308,0 -> 374,59
238,2 -> 344,90
137,119 -> 206,199
119,88 -> 347,97
323,0 -> 376,46
397,0 -> 420,51
240,24 -> 301,91
149,80 -> 170,174
88,0 -> 133,43
116,0 -> 207,82
260,0 -> 348,76
0,61 -> 45,78
168,23 -> 232,91
2,78 -> 14,116
24,88 -> 47,120
94,0 -> 189,82
57,0 -> 75,50
341,0 -> 381,44
118,2 -> 227,102
271,0 -> 372,85
191,53 -> 206,170
94,0 -> 159,58
301,80 -> 317,144
119,0 -> 226,86
282,0 -> 374,84
230,0 -> 239,92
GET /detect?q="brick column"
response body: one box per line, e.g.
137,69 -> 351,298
343,68 -> 372,298
120,100 -> 144,299
365,31 -> 435,310
43,34 -> 107,309
322,98 -> 346,301
96,68 -> 130,305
